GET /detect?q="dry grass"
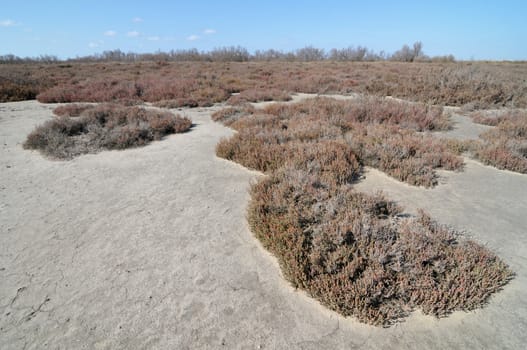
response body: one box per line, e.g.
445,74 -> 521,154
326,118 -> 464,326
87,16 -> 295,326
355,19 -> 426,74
24,104 -> 191,159
470,110 -> 527,173
215,97 -> 513,326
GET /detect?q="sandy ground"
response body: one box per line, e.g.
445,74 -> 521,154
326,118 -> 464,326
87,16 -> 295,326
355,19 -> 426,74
1,100 -> 526,349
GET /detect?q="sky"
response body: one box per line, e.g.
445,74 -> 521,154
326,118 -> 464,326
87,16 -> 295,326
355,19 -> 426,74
0,0 -> 526,60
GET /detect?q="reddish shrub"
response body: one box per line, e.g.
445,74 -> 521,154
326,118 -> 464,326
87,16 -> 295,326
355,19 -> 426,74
248,167 -> 512,326
227,88 -> 292,105
216,97 -> 461,187
24,104 -> 191,159
0,77 -> 39,102
52,103 -> 95,117
471,111 -> 527,173
4,60 -> 527,108
215,96 -> 512,326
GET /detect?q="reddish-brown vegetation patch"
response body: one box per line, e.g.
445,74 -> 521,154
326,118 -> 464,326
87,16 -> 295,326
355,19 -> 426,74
471,110 -> 527,173
227,88 -> 292,105
24,104 -> 191,159
52,103 -> 95,117
2,61 -> 526,108
0,76 -> 40,102
216,97 -> 460,187
214,97 -> 513,326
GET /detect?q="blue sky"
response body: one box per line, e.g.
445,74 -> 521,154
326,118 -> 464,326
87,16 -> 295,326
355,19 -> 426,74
1,0 -> 526,60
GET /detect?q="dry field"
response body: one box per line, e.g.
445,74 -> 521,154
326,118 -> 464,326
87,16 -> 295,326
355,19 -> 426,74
1,61 -> 527,108
1,60 -> 527,349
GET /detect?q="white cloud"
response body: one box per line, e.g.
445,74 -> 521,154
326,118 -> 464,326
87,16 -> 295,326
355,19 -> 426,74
187,34 -> 199,41
104,30 -> 117,37
89,40 -> 104,48
203,29 -> 216,35
0,19 -> 16,27
132,17 -> 143,23
127,31 -> 140,37
147,36 -> 160,41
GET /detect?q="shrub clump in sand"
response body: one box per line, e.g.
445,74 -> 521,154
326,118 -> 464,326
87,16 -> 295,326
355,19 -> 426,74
470,110 -> 527,173
24,104 -> 191,159
215,96 -> 460,187
227,88 -> 292,105
214,97 -> 513,326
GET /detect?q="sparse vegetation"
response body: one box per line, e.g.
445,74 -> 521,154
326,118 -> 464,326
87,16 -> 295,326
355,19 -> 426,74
24,104 -> 191,159
214,97 -> 513,326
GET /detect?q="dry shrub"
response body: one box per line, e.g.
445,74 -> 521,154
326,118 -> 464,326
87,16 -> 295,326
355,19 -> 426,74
471,111 -> 527,173
52,103 -> 95,117
345,124 -> 463,187
37,79 -> 140,103
189,86 -> 231,107
153,99 -> 199,109
211,105 -> 256,126
216,97 -> 460,187
24,104 -> 191,159
4,61 -> 527,108
470,109 -> 525,126
248,166 -> 512,326
36,73 -> 231,107
215,97 -> 513,326
262,96 -> 450,132
227,88 -> 292,105
0,76 -> 39,102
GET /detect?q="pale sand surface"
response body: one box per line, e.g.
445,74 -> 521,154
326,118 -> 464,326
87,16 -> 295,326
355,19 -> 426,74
1,99 -> 526,349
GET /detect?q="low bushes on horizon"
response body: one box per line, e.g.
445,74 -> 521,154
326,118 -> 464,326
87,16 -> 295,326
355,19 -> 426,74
213,96 -> 513,326
24,104 -> 192,159
3,60 -> 525,109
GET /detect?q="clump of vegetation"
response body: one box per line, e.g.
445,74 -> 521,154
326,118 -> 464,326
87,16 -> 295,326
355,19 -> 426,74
24,104 -> 191,159
345,124 -> 463,186
470,109 -> 524,126
214,97 -> 513,326
216,97 -> 459,187
4,60 -> 525,108
0,76 -> 40,102
470,110 -> 527,173
52,103 -> 95,117
227,88 -> 292,105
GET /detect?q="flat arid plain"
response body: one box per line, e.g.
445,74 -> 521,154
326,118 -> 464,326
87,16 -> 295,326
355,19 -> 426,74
1,61 -> 526,349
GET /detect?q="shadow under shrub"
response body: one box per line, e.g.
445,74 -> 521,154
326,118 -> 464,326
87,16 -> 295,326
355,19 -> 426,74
24,104 -> 191,159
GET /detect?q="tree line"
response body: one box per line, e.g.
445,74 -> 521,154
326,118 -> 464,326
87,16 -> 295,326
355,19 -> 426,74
1,42 -> 455,64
